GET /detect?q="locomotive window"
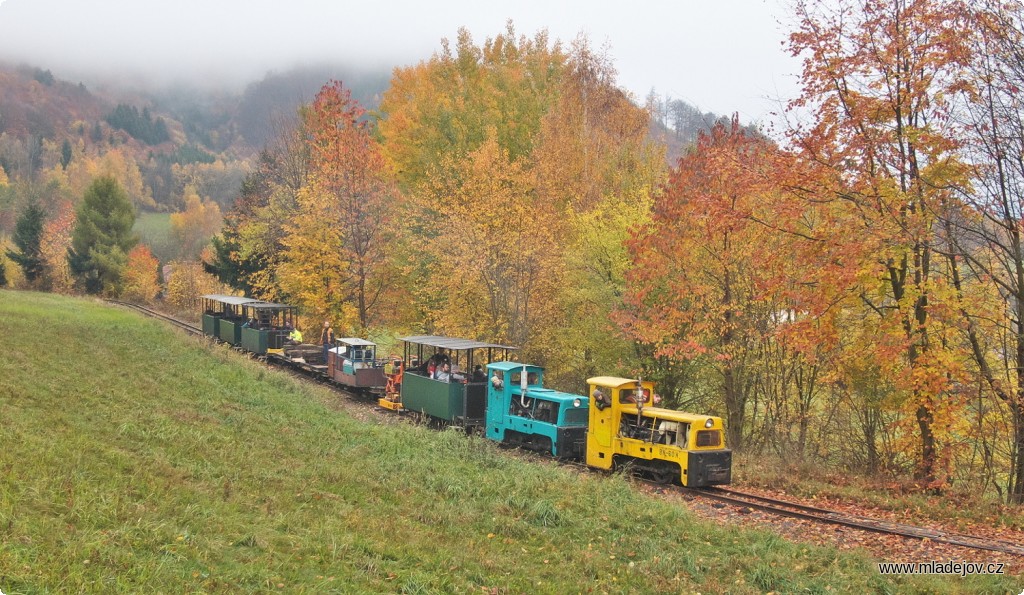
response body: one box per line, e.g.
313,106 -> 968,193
618,388 -> 651,404
535,400 -> 558,423
563,408 -> 588,426
695,430 -> 721,447
510,397 -> 534,417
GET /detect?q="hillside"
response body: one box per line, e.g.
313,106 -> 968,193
0,290 -> 1012,592
0,62 -> 389,216
0,66 -> 103,140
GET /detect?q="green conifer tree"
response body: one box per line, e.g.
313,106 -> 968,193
61,139 -> 73,170
68,176 -> 137,295
6,201 -> 47,284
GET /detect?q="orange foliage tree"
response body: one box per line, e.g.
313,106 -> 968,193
622,120 -> 800,449
788,0 -> 972,484
121,244 -> 161,303
38,200 -> 76,293
278,81 -> 401,333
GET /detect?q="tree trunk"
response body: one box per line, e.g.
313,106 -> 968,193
914,401 -> 937,484
724,365 -> 744,450
1011,402 -> 1024,504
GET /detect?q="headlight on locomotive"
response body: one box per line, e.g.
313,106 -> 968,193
705,418 -> 714,428
573,398 -> 581,407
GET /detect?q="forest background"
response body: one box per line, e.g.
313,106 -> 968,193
3,0 -> 1024,507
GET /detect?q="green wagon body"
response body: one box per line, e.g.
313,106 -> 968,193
398,335 -> 516,428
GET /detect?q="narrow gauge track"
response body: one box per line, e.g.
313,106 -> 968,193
107,300 -> 204,336
681,485 -> 1024,557
107,299 -> 1024,558
106,300 -> 372,400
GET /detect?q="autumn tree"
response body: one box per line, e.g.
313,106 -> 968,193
68,176 -> 137,295
166,260 -> 224,311
376,26 -> 570,343
170,185 -> 222,259
622,120 -> 793,450
788,0 -> 971,485
278,81 -> 400,331
943,0 -> 1024,502
6,201 -> 47,286
379,23 -> 566,194
377,25 -> 667,377
533,37 -> 667,386
38,201 -> 76,293
57,148 -> 154,210
207,120 -> 309,301
121,244 -> 161,303
409,135 -> 562,350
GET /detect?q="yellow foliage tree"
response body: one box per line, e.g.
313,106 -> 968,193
532,39 -> 666,383
378,24 -> 566,193
170,186 -> 223,259
165,260 -> 226,311
59,148 -> 154,209
416,135 -> 561,351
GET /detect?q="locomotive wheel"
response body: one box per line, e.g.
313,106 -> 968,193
650,461 -> 680,485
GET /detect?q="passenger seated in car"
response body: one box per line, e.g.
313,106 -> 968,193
434,362 -> 452,382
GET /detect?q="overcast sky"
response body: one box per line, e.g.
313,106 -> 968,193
0,0 -> 802,123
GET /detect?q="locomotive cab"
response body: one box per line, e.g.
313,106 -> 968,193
328,338 -> 386,391
586,376 -> 731,487
485,362 -> 589,458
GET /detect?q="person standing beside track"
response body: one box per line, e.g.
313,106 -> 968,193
320,320 -> 334,364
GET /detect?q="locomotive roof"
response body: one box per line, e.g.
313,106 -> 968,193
201,294 -> 260,306
518,386 -> 587,403
400,335 -> 518,351
336,337 -> 376,347
587,376 -> 655,389
487,361 -> 541,372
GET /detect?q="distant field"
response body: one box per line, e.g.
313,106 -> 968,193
132,212 -> 176,262
0,290 -> 1012,593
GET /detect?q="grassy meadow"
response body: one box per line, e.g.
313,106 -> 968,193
132,212 -> 175,263
0,290 -> 1014,593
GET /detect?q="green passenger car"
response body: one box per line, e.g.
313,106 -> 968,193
201,295 -> 259,345
399,335 -> 517,428
238,302 -> 295,354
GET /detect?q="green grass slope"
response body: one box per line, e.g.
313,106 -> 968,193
0,290 -> 1012,593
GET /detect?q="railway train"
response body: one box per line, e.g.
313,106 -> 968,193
199,294 -> 732,487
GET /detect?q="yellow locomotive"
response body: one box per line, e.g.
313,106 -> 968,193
586,376 -> 731,487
